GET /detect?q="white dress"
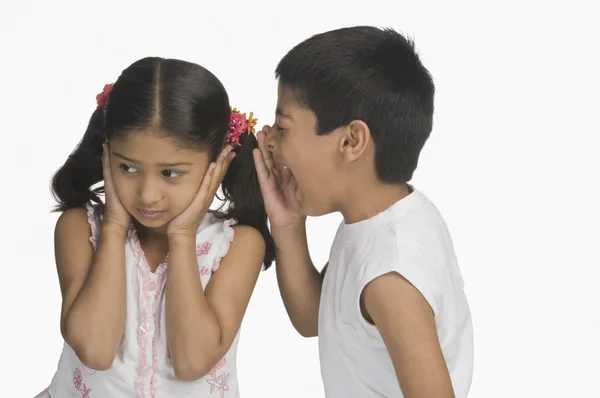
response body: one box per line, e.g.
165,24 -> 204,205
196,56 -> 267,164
36,203 -> 240,398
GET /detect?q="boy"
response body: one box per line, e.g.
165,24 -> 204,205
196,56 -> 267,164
253,26 -> 473,397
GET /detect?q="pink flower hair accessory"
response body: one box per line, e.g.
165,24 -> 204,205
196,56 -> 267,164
227,107 -> 257,147
96,83 -> 113,108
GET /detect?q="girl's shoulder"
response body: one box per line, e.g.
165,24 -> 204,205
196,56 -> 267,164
192,212 -> 238,273
55,206 -> 95,243
197,212 -> 237,247
83,202 -> 104,250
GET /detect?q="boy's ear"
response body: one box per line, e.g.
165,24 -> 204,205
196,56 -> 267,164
339,120 -> 371,162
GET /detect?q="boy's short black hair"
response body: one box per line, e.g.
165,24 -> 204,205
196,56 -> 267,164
275,26 -> 435,183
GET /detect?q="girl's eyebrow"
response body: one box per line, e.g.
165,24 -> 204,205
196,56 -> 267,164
156,161 -> 193,167
113,152 -> 192,167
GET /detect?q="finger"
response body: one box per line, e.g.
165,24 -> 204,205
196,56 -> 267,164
253,148 -> 280,199
216,151 -> 235,185
211,146 -> 233,193
256,129 -> 276,173
194,163 -> 216,207
252,147 -> 271,185
102,143 -> 113,184
217,145 -> 232,162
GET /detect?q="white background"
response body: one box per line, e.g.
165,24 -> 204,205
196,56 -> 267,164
1,0 -> 599,396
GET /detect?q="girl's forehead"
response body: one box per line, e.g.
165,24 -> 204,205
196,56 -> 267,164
110,130 -> 207,162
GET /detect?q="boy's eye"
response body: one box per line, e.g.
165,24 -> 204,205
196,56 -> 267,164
120,164 -> 138,173
161,169 -> 182,178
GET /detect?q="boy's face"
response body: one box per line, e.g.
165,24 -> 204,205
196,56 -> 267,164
265,83 -> 342,216
108,131 -> 210,231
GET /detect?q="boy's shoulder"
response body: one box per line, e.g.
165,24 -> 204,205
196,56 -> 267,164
341,190 -> 458,312
346,189 -> 450,255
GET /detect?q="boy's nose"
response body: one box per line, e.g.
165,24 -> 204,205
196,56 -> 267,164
263,125 -> 276,151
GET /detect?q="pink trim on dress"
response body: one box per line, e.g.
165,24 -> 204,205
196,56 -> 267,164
211,219 -> 237,272
126,216 -> 236,397
129,225 -> 169,398
150,268 -> 167,398
85,203 -> 98,250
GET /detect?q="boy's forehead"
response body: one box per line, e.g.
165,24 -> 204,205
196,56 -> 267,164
277,83 -> 301,109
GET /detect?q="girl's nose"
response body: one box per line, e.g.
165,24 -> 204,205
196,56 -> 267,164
138,177 -> 162,206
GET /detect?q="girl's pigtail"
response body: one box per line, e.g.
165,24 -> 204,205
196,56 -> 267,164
219,110 -> 274,269
51,85 -> 112,212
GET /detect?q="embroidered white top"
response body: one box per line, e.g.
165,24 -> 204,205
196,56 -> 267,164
36,203 -> 240,398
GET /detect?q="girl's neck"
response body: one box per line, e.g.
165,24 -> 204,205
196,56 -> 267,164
134,222 -> 170,271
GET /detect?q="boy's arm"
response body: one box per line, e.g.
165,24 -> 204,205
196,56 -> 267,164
272,223 -> 327,338
362,272 -> 455,398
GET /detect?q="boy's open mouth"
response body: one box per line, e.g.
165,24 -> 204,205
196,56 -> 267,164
276,162 -> 301,201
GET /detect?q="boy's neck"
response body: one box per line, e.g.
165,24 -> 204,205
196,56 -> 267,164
337,180 -> 411,225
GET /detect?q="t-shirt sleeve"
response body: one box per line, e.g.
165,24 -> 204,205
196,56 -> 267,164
357,240 -> 443,317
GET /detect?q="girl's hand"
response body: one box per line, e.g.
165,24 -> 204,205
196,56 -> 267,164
102,143 -> 131,231
167,146 -> 236,238
252,126 -> 305,230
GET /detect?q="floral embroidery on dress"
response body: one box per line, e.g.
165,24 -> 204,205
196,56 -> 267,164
196,242 -> 212,256
72,368 -> 92,397
198,242 -> 213,276
207,357 -> 229,397
200,266 -> 212,275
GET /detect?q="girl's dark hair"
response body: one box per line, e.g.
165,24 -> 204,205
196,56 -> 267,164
51,57 -> 274,268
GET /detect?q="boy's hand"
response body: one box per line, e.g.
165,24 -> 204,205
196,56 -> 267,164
167,146 -> 235,238
253,126 -> 305,230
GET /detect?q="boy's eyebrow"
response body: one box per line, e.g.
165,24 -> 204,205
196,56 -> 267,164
113,152 -> 192,167
276,107 -> 293,120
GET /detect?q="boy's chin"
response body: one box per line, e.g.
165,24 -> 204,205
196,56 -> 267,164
299,199 -> 334,218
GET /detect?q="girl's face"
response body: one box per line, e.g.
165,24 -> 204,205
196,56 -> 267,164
108,130 -> 211,231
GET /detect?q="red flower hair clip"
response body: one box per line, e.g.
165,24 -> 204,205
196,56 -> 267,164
227,107 -> 257,147
96,83 -> 113,108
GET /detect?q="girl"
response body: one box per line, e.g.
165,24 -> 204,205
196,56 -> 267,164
36,56 -> 273,398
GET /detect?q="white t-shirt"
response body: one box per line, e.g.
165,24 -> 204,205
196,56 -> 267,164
318,188 -> 473,397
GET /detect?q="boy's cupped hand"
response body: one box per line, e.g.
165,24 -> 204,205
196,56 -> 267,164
253,126 -> 305,230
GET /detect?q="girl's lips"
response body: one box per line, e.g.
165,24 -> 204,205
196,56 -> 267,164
137,208 -> 165,219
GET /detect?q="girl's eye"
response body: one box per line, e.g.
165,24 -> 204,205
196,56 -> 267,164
120,164 -> 138,173
162,170 -> 182,178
